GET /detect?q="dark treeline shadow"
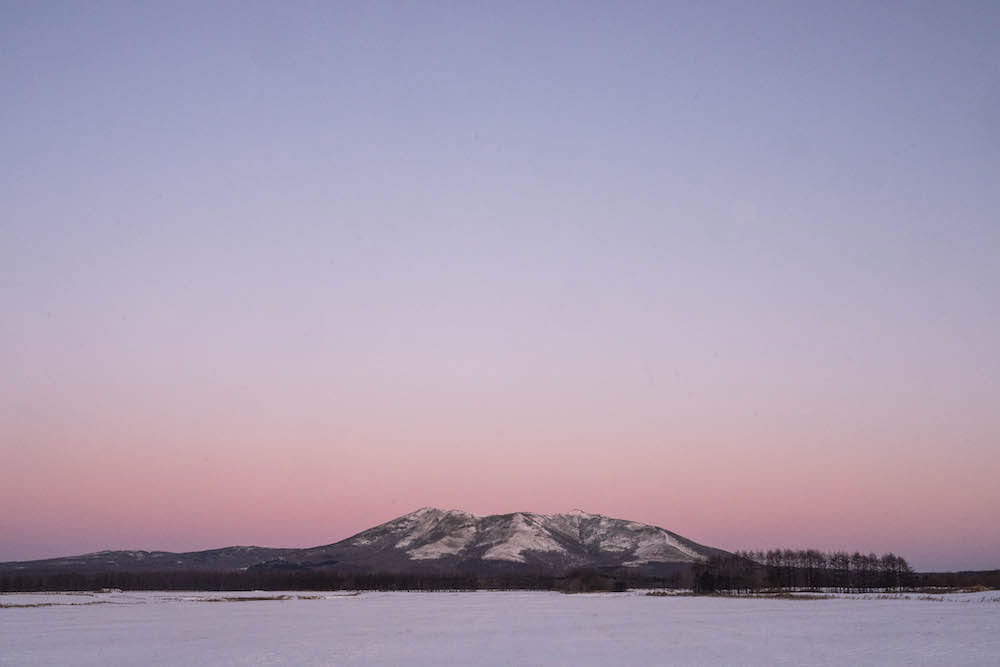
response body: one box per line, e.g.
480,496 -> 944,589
0,567 -> 672,593
3,555 -> 997,594
690,549 -> 925,594
914,569 -> 1000,590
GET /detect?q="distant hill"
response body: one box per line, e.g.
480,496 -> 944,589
0,508 -> 727,577
0,546 -> 293,575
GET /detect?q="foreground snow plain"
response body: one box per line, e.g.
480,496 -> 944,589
2,590 -> 998,666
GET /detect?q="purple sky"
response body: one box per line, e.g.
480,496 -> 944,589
2,1 -> 998,571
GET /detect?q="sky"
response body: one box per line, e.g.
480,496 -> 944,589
1,1 -> 998,572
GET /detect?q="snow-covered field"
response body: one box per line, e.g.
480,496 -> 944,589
2,590 -> 998,665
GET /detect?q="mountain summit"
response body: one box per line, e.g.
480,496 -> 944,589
257,508 -> 726,575
0,509 -> 726,576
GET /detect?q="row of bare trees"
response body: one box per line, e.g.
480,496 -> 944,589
691,549 -> 915,594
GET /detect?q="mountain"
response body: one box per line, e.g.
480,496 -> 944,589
0,546 -> 293,575
0,509 -> 726,576
266,508 -> 727,575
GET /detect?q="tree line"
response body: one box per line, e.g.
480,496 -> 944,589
0,568 -> 647,593
5,552 -> 997,594
691,549 -> 915,594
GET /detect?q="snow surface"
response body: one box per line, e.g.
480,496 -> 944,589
2,590 -> 998,666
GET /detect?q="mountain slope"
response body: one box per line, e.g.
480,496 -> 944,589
0,509 -> 726,576
0,546 -> 293,575
254,508 -> 726,574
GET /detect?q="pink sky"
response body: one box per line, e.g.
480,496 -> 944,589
3,3 -> 999,573
4,363 -> 997,571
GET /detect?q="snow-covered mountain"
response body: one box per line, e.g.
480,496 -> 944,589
0,509 -> 726,576
260,508 -> 726,574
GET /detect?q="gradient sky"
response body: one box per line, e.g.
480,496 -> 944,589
2,1 -> 998,571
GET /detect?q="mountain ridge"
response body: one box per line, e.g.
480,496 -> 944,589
0,508 -> 727,576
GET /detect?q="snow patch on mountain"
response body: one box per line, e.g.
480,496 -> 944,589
584,518 -> 637,553
407,532 -> 474,560
395,509 -> 450,549
482,513 -> 568,563
406,514 -> 477,560
331,507 -> 715,568
623,529 -> 703,566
